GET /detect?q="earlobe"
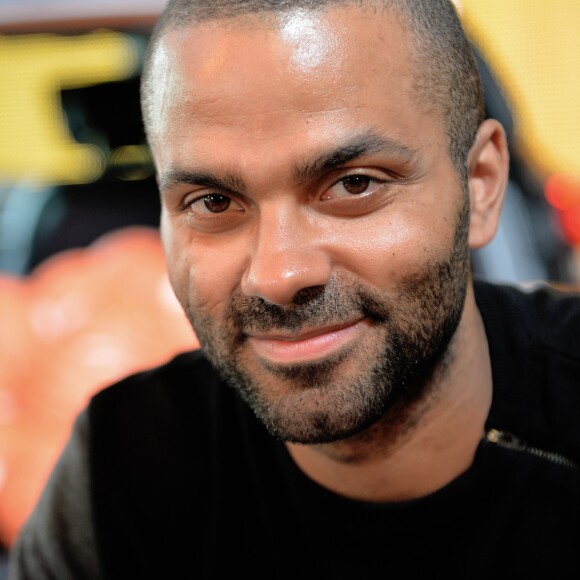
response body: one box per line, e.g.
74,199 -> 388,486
467,118 -> 510,249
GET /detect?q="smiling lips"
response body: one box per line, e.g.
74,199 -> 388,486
246,319 -> 367,364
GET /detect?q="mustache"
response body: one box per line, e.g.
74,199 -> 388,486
227,282 -> 391,334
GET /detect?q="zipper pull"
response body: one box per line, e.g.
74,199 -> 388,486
485,428 -> 579,470
485,428 -> 527,451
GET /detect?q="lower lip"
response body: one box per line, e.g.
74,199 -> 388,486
247,320 -> 366,364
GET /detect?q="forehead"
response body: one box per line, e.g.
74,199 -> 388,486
148,5 -> 443,170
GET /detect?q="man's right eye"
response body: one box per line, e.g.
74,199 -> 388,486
187,193 -> 243,215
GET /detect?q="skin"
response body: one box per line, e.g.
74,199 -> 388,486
149,6 -> 509,501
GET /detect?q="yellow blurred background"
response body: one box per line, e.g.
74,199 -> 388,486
457,0 -> 580,179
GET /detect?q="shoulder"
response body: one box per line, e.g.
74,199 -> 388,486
91,348 -> 220,400
87,348 -> 250,451
8,410 -> 101,580
474,278 -> 580,362
89,349 -> 225,418
475,279 -> 580,456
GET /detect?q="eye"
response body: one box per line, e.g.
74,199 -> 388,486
321,173 -> 386,201
201,193 -> 232,213
341,175 -> 372,195
186,192 -> 243,215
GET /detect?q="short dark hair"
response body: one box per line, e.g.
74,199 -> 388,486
141,0 -> 484,179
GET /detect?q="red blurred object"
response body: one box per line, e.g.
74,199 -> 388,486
0,226 -> 197,547
545,173 -> 580,246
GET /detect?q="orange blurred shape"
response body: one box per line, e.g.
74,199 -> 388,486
544,173 -> 580,246
0,226 -> 198,547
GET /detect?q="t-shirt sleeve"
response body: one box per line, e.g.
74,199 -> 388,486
7,409 -> 102,580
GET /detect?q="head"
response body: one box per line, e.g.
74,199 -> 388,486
141,0 -> 508,444
142,0 -> 485,180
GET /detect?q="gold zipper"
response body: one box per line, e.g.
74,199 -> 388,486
485,428 -> 579,471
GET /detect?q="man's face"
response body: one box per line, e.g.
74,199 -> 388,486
152,6 -> 471,444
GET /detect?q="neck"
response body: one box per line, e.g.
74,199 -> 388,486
285,284 -> 492,502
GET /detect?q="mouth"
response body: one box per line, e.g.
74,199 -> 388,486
245,318 -> 368,364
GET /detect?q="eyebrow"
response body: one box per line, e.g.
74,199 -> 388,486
159,168 -> 246,195
159,130 -> 418,194
293,130 -> 419,183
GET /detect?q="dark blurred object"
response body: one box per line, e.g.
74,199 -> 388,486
25,74 -> 160,270
27,177 -> 160,272
3,72 -> 161,273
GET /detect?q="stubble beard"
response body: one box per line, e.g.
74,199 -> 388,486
185,198 -> 470,445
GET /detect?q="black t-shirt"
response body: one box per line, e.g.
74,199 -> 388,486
9,280 -> 580,579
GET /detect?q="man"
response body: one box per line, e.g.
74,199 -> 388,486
9,0 -> 580,578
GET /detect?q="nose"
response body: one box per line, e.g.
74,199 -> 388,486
240,206 -> 332,306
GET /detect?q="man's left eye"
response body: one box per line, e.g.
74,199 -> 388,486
322,174 -> 385,201
202,193 -> 233,213
340,175 -> 372,195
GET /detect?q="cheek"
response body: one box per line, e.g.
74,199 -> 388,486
161,223 -> 246,318
328,208 -> 455,290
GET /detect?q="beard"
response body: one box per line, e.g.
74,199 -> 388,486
184,196 -> 471,445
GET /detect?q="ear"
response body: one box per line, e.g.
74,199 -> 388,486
467,118 -> 510,249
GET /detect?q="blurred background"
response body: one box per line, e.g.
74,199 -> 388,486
1,0 -> 580,574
